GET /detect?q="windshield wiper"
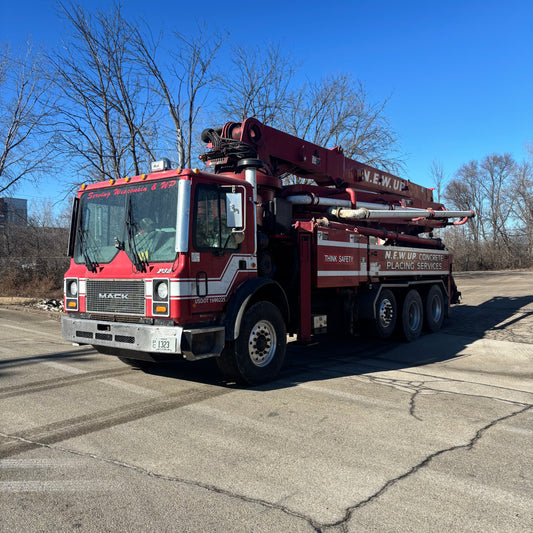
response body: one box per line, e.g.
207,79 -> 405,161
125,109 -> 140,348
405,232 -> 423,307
125,196 -> 148,273
77,216 -> 99,273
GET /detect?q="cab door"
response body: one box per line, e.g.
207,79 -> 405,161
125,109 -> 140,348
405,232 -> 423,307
189,180 -> 255,315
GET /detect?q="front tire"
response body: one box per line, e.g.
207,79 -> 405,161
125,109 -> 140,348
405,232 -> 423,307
217,301 -> 286,385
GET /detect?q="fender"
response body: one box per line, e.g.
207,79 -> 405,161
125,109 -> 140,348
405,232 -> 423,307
222,278 -> 290,341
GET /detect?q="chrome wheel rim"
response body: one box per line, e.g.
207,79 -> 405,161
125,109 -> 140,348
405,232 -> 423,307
248,320 -> 277,367
379,299 -> 395,328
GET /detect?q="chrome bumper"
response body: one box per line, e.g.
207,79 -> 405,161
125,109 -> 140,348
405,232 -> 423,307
61,316 -> 225,361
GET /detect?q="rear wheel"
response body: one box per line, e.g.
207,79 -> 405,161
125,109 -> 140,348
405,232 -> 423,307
424,285 -> 445,332
399,289 -> 423,342
216,301 -> 286,385
371,288 -> 397,339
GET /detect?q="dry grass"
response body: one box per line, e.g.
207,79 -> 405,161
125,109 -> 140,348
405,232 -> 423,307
0,268 -> 63,300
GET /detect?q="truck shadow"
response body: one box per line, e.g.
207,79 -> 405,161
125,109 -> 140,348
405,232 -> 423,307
142,294 -> 533,389
4,295 -> 526,386
446,295 -> 533,339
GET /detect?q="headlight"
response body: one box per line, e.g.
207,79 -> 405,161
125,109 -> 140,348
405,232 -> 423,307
156,281 -> 168,300
68,280 -> 78,297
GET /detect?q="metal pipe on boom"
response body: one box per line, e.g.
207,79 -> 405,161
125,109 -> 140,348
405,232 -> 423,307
328,206 -> 476,221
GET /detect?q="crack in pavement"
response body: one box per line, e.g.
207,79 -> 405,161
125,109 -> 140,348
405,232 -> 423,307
0,431 -> 322,532
364,374 -> 531,421
321,404 -> 532,532
349,358 -> 533,397
408,387 -> 423,421
2,404 -> 531,532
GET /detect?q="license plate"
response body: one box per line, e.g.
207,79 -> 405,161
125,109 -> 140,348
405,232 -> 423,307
151,336 -> 177,353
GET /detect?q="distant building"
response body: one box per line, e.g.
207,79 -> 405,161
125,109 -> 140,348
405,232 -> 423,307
0,197 -> 28,228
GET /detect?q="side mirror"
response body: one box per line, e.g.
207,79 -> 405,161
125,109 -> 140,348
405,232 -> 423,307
225,193 -> 243,228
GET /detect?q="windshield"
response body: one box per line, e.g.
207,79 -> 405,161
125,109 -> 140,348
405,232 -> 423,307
74,180 -> 178,265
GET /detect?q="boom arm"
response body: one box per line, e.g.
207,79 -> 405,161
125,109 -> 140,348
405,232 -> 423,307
201,117 -> 435,205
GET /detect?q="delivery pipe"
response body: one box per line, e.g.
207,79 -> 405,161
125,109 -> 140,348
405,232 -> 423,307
285,194 -> 394,211
329,207 -> 475,220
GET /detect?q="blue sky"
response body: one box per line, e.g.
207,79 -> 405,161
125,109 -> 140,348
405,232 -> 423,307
2,0 -> 532,213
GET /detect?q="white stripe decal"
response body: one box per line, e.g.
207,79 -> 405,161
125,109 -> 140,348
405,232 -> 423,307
317,270 -> 366,277
378,270 -> 449,276
317,240 -> 366,249
170,254 -> 256,299
78,255 -> 256,301
368,244 -> 449,255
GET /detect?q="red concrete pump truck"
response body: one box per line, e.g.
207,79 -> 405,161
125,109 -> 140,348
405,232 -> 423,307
62,119 -> 475,384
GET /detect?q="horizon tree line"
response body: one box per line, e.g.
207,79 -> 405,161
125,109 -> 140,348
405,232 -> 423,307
0,1 -> 531,272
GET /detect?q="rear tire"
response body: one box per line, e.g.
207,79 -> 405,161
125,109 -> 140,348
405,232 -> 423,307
216,301 -> 286,385
399,289 -> 423,342
424,285 -> 445,332
371,288 -> 397,339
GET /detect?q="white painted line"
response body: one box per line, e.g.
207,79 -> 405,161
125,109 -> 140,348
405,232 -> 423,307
41,361 -> 86,374
99,377 -> 162,397
299,383 -> 400,409
0,480 -> 109,492
2,323 -> 62,341
0,459 -> 80,468
498,425 -> 533,437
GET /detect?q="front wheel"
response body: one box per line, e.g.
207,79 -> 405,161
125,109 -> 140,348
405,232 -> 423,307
399,289 -> 424,342
216,301 -> 286,385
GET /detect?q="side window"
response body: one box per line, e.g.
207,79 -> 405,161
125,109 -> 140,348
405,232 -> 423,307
194,185 -> 241,251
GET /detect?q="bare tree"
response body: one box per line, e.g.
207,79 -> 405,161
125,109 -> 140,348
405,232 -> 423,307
219,43 -> 296,126
479,154 -> 515,257
220,48 -> 403,182
429,160 -> 446,203
511,160 -> 533,263
445,161 -> 486,267
49,2 -> 161,183
445,154 -> 531,269
132,23 -> 226,168
0,43 -> 55,194
284,75 -> 403,173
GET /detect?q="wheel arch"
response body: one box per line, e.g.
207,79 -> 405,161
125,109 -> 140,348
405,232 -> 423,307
223,278 -> 290,341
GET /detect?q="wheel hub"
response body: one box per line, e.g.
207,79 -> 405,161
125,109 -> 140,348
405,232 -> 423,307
248,321 -> 277,367
379,299 -> 394,327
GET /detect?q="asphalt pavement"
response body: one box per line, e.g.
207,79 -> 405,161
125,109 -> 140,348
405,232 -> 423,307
0,271 -> 532,532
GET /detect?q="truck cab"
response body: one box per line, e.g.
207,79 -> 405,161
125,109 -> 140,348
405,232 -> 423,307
62,166 -> 281,377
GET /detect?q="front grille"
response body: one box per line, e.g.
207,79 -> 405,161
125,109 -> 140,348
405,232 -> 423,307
76,331 -> 93,339
88,313 -> 146,324
86,280 -> 145,316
